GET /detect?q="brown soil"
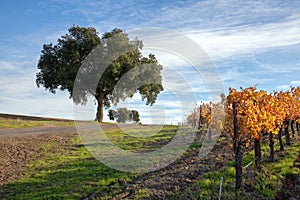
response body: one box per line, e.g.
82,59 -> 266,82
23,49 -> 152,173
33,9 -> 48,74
0,129 -> 77,186
0,125 -> 77,138
0,114 -> 76,186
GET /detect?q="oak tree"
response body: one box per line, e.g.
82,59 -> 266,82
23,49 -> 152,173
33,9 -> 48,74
36,26 -> 163,122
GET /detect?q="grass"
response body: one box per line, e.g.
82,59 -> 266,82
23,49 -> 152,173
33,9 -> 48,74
0,136 -> 134,199
0,124 -> 183,199
104,125 -> 180,152
2,121 -> 298,199
172,137 -> 300,200
253,142 -> 300,198
0,118 -> 74,128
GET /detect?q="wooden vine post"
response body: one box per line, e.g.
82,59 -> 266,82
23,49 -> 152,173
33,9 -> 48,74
269,133 -> 274,161
254,136 -> 261,169
233,101 -> 243,190
278,126 -> 284,151
198,105 -> 202,130
291,120 -> 295,138
285,120 -> 291,145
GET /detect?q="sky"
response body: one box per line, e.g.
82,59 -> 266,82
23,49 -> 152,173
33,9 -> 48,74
0,0 -> 300,124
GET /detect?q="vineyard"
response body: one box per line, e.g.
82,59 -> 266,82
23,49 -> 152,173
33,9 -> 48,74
0,87 -> 299,199
187,86 -> 300,197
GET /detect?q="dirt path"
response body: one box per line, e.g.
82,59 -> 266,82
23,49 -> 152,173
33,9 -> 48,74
0,123 -> 122,138
0,125 -> 77,138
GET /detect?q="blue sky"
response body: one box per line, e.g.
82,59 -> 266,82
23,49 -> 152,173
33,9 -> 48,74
1,0 -> 300,124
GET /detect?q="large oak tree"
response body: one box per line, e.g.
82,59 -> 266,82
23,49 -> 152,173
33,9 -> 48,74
36,26 -> 163,122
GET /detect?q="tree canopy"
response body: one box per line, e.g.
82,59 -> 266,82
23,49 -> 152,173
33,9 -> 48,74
36,26 -> 163,122
130,110 -> 140,123
108,108 -> 140,123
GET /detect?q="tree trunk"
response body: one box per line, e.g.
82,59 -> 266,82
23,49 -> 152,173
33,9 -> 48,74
254,137 -> 261,169
95,93 -> 104,122
285,120 -> 290,146
291,120 -> 295,139
278,126 -> 284,151
235,141 -> 244,190
269,133 -> 274,162
296,121 -> 299,133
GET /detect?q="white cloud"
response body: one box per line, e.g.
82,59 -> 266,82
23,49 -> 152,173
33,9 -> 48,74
0,61 -> 19,71
0,60 -> 74,119
276,85 -> 290,90
62,0 -> 300,32
291,80 -> 300,85
186,15 -> 300,60
0,93 -> 74,119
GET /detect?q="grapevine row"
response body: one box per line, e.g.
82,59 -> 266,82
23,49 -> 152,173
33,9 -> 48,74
187,86 -> 300,190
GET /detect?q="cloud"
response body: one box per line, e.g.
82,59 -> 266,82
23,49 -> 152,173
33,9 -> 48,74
291,81 -> 300,85
60,0 -> 300,32
0,61 -> 19,71
113,91 -> 191,124
0,60 -> 74,119
276,85 -> 290,90
186,15 -> 300,60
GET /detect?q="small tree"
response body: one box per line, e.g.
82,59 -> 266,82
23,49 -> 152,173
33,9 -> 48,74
108,108 -> 140,124
108,110 -> 116,121
115,108 -> 131,123
130,110 -> 140,123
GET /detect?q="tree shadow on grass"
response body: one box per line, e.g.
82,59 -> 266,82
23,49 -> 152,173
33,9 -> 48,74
0,152 -> 134,200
